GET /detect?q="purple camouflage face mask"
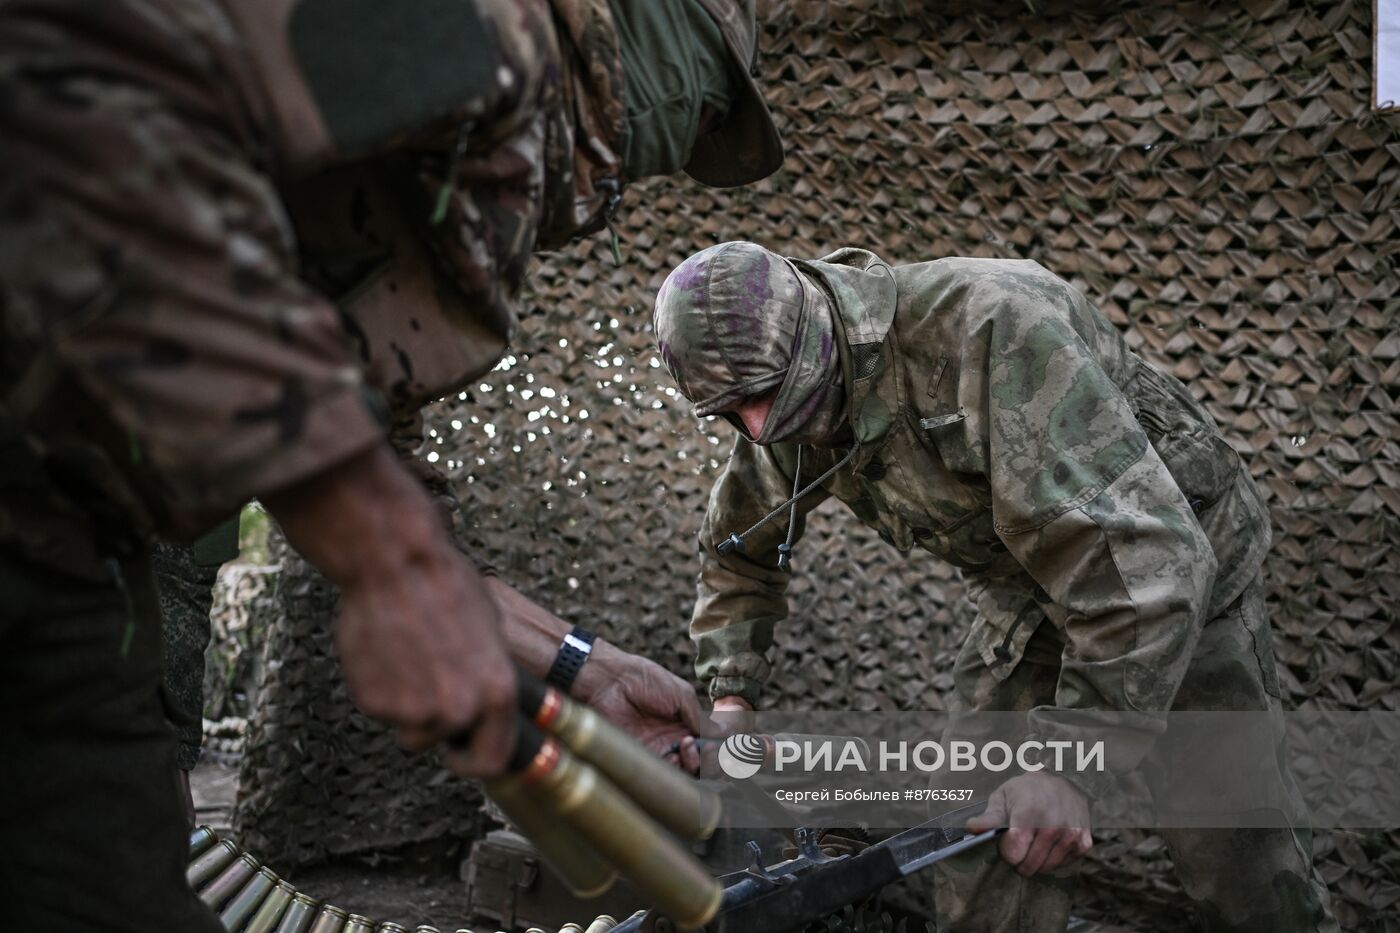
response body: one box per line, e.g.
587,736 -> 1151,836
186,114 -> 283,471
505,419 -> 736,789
653,241 -> 847,447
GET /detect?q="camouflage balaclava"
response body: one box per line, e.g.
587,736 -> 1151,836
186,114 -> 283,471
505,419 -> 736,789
653,241 -> 847,446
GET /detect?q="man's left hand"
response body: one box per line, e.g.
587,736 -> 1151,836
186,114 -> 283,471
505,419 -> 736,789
575,645 -> 720,775
966,772 -> 1093,876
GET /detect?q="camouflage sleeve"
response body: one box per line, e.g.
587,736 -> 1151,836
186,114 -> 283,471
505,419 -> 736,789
693,438 -> 830,706
980,277 -> 1217,752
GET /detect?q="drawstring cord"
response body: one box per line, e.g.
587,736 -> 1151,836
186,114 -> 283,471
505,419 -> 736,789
717,442 -> 862,571
596,177 -> 624,267
430,121 -> 474,226
107,557 -> 136,660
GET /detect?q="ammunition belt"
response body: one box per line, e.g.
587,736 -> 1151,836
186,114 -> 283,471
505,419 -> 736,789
187,825 -> 633,933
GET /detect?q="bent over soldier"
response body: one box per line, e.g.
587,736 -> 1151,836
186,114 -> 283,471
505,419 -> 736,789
651,242 -> 1336,932
0,1 -> 781,928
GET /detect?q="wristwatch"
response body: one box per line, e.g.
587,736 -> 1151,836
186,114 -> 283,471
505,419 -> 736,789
545,626 -> 596,694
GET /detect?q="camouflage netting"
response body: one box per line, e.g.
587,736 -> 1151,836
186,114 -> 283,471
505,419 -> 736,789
234,0 -> 1400,929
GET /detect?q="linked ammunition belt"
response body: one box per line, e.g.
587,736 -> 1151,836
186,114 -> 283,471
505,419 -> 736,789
187,825 -> 633,933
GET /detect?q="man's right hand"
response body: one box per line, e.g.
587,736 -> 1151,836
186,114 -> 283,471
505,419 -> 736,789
263,445 -> 518,777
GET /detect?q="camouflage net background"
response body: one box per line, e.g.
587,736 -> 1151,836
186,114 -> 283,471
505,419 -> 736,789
231,0 -> 1400,929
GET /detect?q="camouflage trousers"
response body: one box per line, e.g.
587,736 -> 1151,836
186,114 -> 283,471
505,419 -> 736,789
0,548 -> 224,932
933,573 -> 1337,933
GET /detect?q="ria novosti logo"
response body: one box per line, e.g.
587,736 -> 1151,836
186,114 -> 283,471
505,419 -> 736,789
718,734 -> 767,779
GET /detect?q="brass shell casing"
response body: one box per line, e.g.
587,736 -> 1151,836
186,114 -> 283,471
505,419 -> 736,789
188,825 -> 217,859
343,915 -> 376,933
219,865 -> 278,928
186,839 -> 239,889
540,692 -> 721,842
199,852 -> 260,909
274,893 -> 321,933
484,777 -> 617,898
526,740 -> 722,929
243,880 -> 296,933
584,916 -> 619,933
308,904 -> 349,933
375,923 -> 410,933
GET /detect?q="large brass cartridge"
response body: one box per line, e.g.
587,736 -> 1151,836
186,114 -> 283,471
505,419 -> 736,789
524,684 -> 720,842
308,904 -> 349,933
274,893 -> 321,933
244,880 -> 295,933
343,915 -> 375,933
584,916 -> 618,933
411,926 -> 442,933
189,825 -> 217,859
218,865 -> 277,928
484,778 -> 617,897
520,738 -> 722,929
187,839 -> 239,889
375,923 -> 408,933
200,852 -> 260,909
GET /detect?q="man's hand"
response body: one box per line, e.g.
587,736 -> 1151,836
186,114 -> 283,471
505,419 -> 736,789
966,772 -> 1093,876
264,445 -> 518,777
575,646 -> 721,775
482,576 -> 719,774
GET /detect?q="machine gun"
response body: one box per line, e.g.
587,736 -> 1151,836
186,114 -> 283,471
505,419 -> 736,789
612,807 -> 999,933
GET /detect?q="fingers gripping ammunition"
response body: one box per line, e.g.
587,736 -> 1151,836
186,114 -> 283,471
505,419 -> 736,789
200,853 -> 261,909
274,893 -> 321,933
526,684 -> 721,841
244,881 -> 296,933
520,737 -> 722,929
188,839 -> 239,889
484,777 -> 617,897
219,865 -> 278,928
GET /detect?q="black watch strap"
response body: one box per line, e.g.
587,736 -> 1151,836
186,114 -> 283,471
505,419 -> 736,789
545,626 -> 596,694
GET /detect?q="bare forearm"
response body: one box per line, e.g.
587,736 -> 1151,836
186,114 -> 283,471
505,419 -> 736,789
263,443 -> 452,586
482,576 -> 626,701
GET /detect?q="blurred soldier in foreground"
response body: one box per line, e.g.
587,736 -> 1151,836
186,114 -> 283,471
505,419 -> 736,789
0,0 -> 781,927
652,243 -> 1336,931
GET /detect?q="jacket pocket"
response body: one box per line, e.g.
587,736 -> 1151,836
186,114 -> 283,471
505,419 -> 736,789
1131,365 -> 1239,513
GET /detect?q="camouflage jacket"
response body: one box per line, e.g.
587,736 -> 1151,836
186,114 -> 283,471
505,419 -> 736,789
223,0 -> 629,413
0,0 -> 624,576
693,250 -> 1272,711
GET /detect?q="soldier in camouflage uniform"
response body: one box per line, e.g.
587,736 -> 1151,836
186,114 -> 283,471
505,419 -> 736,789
0,0 -> 780,927
652,242 -> 1337,932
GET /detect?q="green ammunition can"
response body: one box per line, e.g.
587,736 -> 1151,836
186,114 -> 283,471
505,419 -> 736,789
584,916 -> 618,933
307,904 -> 349,933
187,839 -> 239,889
188,825 -> 217,859
274,893 -> 321,933
219,865 -> 278,928
243,880 -> 295,933
199,852 -> 260,909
